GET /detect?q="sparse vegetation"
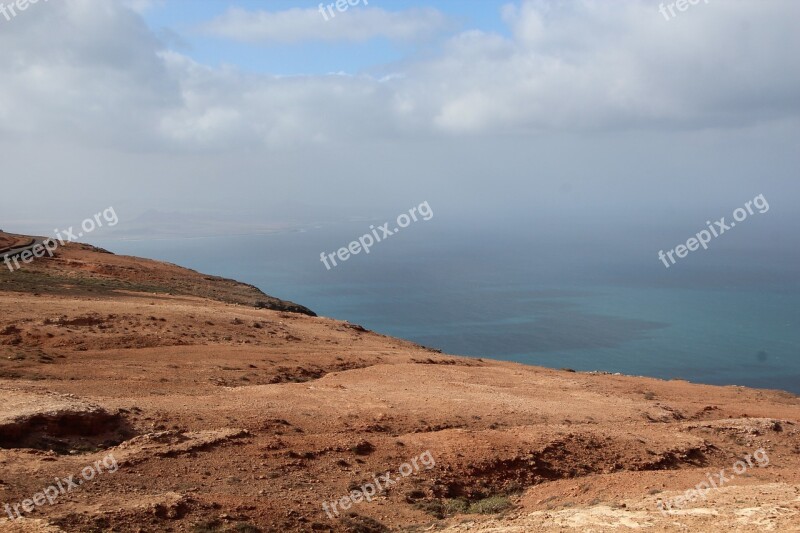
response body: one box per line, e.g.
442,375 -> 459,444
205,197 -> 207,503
191,520 -> 260,533
467,495 -> 513,514
415,495 -> 513,518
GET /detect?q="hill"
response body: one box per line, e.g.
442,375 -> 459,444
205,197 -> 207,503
0,233 -> 798,532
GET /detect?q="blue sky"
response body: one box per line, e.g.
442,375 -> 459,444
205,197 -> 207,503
141,0 -> 511,75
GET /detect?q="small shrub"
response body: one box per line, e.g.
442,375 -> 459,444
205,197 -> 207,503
192,521 -> 222,533
468,495 -> 513,514
233,524 -> 261,533
443,498 -> 469,514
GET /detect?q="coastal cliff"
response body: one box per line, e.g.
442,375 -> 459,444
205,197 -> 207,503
0,233 -> 798,532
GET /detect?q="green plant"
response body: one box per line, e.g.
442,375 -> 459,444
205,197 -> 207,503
467,495 -> 513,514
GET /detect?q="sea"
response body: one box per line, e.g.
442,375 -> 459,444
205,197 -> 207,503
94,213 -> 800,394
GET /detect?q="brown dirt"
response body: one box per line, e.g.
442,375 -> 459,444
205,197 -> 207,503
0,234 -> 34,254
0,232 -> 798,532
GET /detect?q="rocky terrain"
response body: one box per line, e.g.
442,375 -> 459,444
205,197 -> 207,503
0,234 -> 34,253
0,232 -> 798,532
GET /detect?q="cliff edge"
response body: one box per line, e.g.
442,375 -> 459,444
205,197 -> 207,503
0,233 -> 798,532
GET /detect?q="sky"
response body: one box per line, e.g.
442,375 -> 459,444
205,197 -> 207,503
0,0 -> 798,236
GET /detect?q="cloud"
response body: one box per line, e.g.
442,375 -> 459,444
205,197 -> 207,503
1,0 -> 799,152
200,6 -> 452,44
122,0 -> 163,14
154,52 -> 403,149
0,0 -> 178,148
415,0 -> 800,133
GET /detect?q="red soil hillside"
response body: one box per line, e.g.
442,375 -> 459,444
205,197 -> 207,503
0,233 -> 798,532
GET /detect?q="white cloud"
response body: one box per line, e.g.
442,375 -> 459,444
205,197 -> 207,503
413,0 -> 800,133
1,0 -> 799,151
122,0 -> 164,14
200,6 -> 452,44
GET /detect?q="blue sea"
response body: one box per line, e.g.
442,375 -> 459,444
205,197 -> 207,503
95,214 -> 800,394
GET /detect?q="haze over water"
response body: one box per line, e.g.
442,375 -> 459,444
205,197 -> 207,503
100,210 -> 800,395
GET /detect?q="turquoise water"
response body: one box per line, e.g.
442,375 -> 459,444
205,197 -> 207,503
96,218 -> 800,394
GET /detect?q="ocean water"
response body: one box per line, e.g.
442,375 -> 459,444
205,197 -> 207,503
95,216 -> 800,394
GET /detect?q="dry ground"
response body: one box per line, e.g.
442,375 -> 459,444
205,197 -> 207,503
0,233 -> 798,532
0,235 -> 34,253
